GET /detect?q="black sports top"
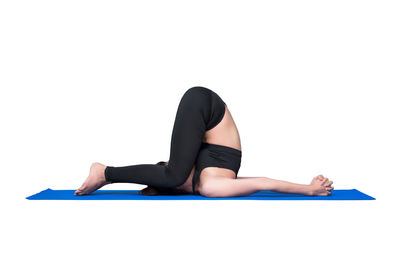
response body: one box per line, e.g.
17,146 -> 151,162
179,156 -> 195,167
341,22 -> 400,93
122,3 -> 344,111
192,142 -> 242,195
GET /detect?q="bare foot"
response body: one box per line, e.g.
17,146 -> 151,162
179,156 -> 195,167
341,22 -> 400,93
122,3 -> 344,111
74,162 -> 111,195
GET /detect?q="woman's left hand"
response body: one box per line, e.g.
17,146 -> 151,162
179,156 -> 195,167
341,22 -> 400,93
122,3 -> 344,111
309,175 -> 334,196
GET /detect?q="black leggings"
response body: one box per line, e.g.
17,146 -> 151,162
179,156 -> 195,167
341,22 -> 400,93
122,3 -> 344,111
104,86 -> 226,188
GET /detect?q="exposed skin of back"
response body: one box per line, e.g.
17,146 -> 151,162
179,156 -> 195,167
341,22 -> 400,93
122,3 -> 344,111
172,104 -> 334,197
173,104 -> 241,193
75,102 -> 334,197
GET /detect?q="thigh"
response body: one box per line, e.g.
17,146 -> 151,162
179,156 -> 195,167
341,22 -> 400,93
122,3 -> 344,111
167,87 -> 210,178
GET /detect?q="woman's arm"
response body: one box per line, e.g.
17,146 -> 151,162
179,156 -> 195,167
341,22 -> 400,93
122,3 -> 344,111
200,174 -> 333,197
236,174 -> 333,196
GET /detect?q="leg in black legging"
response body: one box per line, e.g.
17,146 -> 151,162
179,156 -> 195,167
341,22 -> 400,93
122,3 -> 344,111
104,86 -> 226,188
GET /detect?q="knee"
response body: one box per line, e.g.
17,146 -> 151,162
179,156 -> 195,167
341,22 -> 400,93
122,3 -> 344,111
165,167 -> 190,188
168,178 -> 187,188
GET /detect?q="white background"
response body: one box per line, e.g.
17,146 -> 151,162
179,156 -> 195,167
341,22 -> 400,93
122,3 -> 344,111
1,0 -> 399,266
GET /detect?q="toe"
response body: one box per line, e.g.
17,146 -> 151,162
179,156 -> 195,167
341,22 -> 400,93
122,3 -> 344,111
75,188 -> 86,195
78,184 -> 88,192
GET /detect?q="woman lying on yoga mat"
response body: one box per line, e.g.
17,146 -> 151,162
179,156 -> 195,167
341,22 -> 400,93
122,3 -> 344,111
75,86 -> 334,197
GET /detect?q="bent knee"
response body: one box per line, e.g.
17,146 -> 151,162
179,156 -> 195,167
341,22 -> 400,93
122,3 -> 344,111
168,178 -> 187,188
165,168 -> 190,188
164,173 -> 187,188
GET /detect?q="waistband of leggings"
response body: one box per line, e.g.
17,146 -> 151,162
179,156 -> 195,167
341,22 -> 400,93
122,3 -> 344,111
201,142 -> 242,156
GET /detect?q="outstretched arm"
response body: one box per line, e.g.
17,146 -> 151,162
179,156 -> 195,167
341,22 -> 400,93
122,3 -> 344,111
201,174 -> 334,197
237,174 -> 333,196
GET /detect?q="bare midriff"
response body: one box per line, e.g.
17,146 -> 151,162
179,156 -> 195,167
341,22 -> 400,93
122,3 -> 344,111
175,104 -> 242,193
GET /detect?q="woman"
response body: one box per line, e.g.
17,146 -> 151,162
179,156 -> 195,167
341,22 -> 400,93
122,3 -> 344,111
75,86 -> 334,197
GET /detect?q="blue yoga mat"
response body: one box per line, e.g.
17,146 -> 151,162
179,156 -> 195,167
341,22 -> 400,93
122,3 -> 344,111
26,188 -> 375,200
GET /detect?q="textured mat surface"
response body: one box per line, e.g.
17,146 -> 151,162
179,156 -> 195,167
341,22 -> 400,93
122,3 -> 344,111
26,188 -> 375,200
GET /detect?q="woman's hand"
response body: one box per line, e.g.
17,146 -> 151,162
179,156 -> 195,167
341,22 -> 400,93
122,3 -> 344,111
309,175 -> 334,196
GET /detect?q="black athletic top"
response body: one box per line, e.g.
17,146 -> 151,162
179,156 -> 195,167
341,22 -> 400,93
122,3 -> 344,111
104,86 -> 240,195
192,142 -> 242,195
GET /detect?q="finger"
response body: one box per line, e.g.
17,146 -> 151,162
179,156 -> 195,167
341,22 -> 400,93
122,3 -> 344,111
321,178 -> 329,185
325,180 -> 333,187
325,186 -> 333,191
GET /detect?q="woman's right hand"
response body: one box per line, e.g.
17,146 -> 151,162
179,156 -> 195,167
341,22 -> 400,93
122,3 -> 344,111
309,175 -> 334,196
